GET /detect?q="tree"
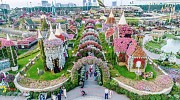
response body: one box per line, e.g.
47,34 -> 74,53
41,18 -> 48,31
38,39 -> 48,71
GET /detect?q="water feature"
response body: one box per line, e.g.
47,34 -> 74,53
161,39 -> 180,54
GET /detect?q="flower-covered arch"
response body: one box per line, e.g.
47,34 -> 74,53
81,32 -> 98,39
71,56 -> 110,84
80,35 -> 100,44
78,41 -> 102,51
77,47 -> 105,60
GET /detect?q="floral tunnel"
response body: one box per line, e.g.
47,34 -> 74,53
81,32 -> 98,40
76,47 -> 105,61
71,56 -> 110,85
80,35 -> 101,45
78,41 -> 102,51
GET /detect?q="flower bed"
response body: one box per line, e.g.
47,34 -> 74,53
160,66 -> 180,84
115,75 -> 173,92
18,75 -> 67,89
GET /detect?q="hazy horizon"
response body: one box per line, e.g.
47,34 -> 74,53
1,0 -> 180,8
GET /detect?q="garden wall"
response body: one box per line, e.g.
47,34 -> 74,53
14,73 -> 69,92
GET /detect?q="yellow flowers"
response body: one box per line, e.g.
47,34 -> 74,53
0,86 -> 7,93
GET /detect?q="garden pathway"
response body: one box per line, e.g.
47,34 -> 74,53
61,65 -> 129,100
0,96 -> 26,100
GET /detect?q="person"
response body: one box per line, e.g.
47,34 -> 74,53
105,88 -> 109,99
60,87 -> 63,96
109,90 -> 113,99
52,92 -> 57,100
39,94 -> 45,100
63,88 -> 67,99
89,65 -> 93,77
86,71 -> 89,80
94,71 -> 97,81
81,90 -> 87,96
57,93 -> 61,100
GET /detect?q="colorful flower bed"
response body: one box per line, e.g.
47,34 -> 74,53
115,75 -> 173,92
160,66 -> 180,84
18,75 -> 67,89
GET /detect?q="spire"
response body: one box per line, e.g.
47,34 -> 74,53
55,23 -> 64,35
37,29 -> 43,39
109,9 -> 114,18
48,24 -> 58,40
6,34 -> 10,41
118,11 -> 127,25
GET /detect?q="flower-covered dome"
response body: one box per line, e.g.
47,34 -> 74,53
44,25 -> 63,48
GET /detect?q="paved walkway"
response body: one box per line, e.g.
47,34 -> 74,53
0,96 -> 26,100
61,65 -> 129,100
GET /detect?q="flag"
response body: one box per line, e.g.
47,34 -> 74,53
97,0 -> 105,8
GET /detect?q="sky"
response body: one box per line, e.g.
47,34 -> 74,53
1,0 -> 180,8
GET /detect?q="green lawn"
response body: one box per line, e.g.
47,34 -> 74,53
145,40 -> 166,49
114,65 -> 137,79
145,64 -> 157,78
17,49 -> 29,55
164,34 -> 176,39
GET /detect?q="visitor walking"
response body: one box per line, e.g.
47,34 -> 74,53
94,71 -> 97,81
52,92 -> 57,100
109,90 -> 113,99
57,93 -> 61,100
105,88 -> 109,99
89,65 -> 93,77
60,87 -> 63,95
86,71 -> 89,80
63,88 -> 67,99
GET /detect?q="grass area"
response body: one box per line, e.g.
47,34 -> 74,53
99,32 -> 114,63
8,51 -> 39,75
17,49 -> 29,55
114,65 -> 137,79
145,64 -> 157,78
145,40 -> 166,49
164,34 -> 176,39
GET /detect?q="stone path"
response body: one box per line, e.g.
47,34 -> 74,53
61,65 -> 129,100
0,96 -> 26,100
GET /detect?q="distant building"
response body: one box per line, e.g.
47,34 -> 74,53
0,4 -> 10,10
83,0 -> 86,6
41,0 -> 51,7
112,1 -> 117,7
55,3 -> 76,7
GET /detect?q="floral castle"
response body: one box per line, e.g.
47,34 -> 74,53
103,11 -> 148,72
38,24 -> 67,73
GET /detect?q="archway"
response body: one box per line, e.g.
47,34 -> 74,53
71,56 -> 110,85
77,47 -> 105,61
78,41 -> 102,51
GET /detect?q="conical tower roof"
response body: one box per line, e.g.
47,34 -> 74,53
37,29 -> 43,39
109,9 -> 114,18
55,23 -> 64,36
48,24 -> 58,40
118,11 -> 127,25
6,34 -> 10,41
